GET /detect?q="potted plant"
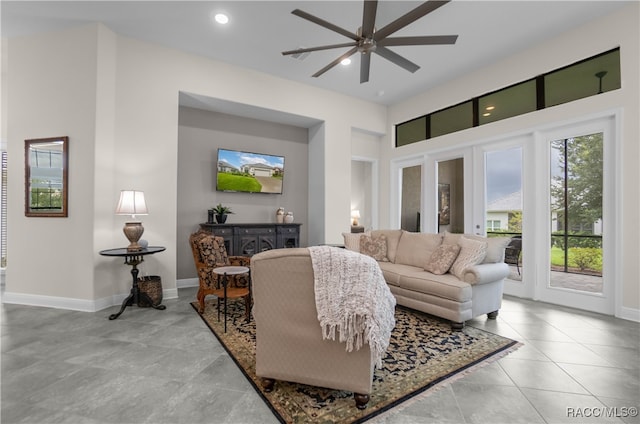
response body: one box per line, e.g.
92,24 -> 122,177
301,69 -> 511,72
211,203 -> 234,224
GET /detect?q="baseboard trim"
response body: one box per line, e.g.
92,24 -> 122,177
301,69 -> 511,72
2,288 -> 180,313
2,291 -> 104,312
618,305 -> 640,322
177,278 -> 198,288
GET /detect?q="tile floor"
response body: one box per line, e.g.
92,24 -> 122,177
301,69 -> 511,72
2,286 -> 639,424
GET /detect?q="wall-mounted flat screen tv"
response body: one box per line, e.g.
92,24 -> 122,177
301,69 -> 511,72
216,148 -> 285,194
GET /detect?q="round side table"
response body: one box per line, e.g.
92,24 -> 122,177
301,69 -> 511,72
99,246 -> 166,320
212,265 -> 251,332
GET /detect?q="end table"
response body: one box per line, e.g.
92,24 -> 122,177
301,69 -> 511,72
100,246 -> 166,320
212,265 -> 251,332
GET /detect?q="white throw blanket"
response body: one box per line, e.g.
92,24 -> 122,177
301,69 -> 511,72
308,246 -> 396,368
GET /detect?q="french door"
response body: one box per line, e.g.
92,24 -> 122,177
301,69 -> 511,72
476,116 -> 616,314
536,117 -> 615,314
482,143 -> 528,297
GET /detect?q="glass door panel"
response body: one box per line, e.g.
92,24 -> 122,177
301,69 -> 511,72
401,165 -> 422,232
549,133 -> 603,293
485,147 -> 523,282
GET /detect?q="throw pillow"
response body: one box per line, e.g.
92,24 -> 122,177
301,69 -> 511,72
450,236 -> 488,279
360,234 -> 389,262
394,231 -> 443,268
442,230 -> 463,246
445,232 -> 511,264
471,235 -> 511,263
424,244 -> 461,275
342,232 -> 369,252
371,229 -> 403,262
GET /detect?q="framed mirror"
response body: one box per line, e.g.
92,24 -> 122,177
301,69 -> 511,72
25,136 -> 68,217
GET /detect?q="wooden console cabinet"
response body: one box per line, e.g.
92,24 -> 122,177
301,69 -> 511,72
199,223 -> 301,256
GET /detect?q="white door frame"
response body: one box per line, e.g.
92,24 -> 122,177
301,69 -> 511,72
533,114 -> 618,315
351,155 -> 379,231
474,135 -> 534,299
426,149 -> 474,234
390,155 -> 425,230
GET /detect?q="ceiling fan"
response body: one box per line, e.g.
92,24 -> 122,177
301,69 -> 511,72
282,0 -> 458,84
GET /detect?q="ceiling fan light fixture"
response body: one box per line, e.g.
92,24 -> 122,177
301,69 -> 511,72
213,13 -> 229,25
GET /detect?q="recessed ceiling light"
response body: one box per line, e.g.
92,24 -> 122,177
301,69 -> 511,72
341,58 -> 351,66
483,112 -> 491,117
214,13 -> 229,24
485,106 -> 495,111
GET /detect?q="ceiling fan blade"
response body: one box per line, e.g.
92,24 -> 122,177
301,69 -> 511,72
375,46 -> 420,73
378,35 -> 458,47
292,9 -> 359,41
282,42 -> 357,56
361,0 -> 378,38
312,47 -> 359,78
374,0 -> 450,41
360,52 -> 371,83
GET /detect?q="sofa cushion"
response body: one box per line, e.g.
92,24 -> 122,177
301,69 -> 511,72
377,262 -> 417,287
450,236 -> 488,279
397,268 -> 472,302
342,232 -> 370,252
377,261 -> 472,302
442,231 -> 463,246
443,231 -> 511,264
360,234 -> 389,262
394,231 -> 443,268
424,244 -> 461,275
371,229 -> 403,263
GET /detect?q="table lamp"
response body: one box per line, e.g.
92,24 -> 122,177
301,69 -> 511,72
115,190 -> 148,251
351,210 -> 364,233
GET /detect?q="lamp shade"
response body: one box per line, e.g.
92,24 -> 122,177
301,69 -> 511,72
115,190 -> 148,218
351,210 -> 361,226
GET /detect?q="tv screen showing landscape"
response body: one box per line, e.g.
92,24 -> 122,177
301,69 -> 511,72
216,148 -> 285,194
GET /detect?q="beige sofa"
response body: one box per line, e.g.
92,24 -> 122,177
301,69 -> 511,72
345,230 -> 511,329
250,248 -> 379,409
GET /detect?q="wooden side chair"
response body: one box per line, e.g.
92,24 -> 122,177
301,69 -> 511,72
189,230 -> 251,316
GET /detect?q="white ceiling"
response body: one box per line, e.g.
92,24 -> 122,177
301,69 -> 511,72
1,1 -> 628,106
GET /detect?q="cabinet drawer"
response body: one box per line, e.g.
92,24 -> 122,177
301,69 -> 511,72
212,227 -> 233,236
237,227 -> 274,235
278,226 -> 298,234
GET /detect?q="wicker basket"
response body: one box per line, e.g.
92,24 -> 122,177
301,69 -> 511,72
138,275 -> 163,307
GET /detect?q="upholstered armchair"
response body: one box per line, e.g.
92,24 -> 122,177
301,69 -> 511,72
189,230 -> 251,314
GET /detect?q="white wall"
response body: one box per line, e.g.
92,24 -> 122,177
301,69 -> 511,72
382,3 -> 639,314
6,25 -> 103,309
3,24 -> 386,310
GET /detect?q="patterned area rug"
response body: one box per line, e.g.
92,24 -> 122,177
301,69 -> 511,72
192,301 -> 521,423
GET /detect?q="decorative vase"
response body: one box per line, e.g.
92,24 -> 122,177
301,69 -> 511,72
276,207 -> 285,223
284,211 -> 294,223
216,214 -> 227,224
207,209 -> 214,224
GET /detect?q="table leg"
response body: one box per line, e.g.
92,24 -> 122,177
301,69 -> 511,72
223,273 -> 228,333
108,260 -> 166,320
109,291 -> 134,320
